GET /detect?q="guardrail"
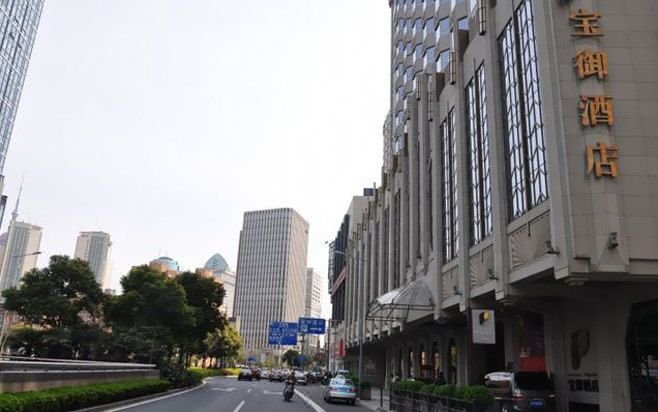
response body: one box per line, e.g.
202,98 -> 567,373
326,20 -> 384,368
0,355 -> 156,372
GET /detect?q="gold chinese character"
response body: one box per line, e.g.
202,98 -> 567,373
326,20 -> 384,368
586,143 -> 618,178
569,9 -> 603,37
575,50 -> 608,80
579,96 -> 614,127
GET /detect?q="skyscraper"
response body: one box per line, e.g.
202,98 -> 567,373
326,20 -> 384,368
304,268 -> 321,319
234,208 -> 309,355
203,253 -> 236,317
0,1 -> 45,223
0,189 -> 40,292
74,231 -> 111,287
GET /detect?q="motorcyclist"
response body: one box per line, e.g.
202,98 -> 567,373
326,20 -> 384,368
285,370 -> 297,391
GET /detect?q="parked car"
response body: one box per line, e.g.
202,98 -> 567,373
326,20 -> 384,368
261,369 -> 271,380
237,368 -> 253,381
484,371 -> 556,411
324,377 -> 357,405
295,370 -> 307,385
306,371 -> 320,384
251,368 -> 261,380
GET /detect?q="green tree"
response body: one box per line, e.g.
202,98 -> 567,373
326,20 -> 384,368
3,255 -> 105,359
205,323 -> 242,367
175,272 -> 225,363
281,349 -> 299,367
104,265 -> 194,365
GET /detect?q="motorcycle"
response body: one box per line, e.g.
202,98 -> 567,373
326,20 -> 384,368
283,382 -> 295,401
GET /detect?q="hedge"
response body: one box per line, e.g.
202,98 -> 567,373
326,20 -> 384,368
392,380 -> 493,406
187,367 -> 239,378
0,378 -> 172,412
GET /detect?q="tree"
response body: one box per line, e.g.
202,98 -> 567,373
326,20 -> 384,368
3,255 -> 105,359
104,265 -> 194,365
175,272 -> 225,363
281,349 -> 299,367
205,323 -> 242,367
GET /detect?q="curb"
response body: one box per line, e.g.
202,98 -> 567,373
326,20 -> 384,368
73,381 -> 207,412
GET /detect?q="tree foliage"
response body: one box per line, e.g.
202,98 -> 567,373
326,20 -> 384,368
205,323 -> 242,362
281,349 -> 300,366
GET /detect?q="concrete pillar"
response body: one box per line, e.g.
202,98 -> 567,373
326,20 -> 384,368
408,97 -> 420,277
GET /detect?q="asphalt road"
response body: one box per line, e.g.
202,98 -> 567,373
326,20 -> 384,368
110,377 -> 370,412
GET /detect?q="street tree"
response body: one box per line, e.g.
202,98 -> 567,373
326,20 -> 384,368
104,265 -> 194,364
204,322 -> 242,368
281,349 -> 299,367
175,272 -> 225,363
3,255 -> 105,359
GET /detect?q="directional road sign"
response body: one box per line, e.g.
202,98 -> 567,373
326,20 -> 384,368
298,317 -> 326,335
268,321 -> 298,345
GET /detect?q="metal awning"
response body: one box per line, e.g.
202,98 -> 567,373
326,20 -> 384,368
366,279 -> 435,321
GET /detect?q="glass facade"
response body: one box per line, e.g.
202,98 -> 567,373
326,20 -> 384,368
441,109 -> 458,263
499,0 -> 547,220
466,64 -> 492,245
0,0 -> 44,174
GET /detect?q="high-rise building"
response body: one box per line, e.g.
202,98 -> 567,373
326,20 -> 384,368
304,268 -> 321,319
0,192 -> 40,292
234,208 -> 309,355
148,256 -> 179,278
74,231 -> 111,287
0,1 -> 45,223
203,253 -> 236,318
337,1 -> 658,410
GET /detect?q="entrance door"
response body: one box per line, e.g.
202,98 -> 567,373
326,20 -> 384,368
626,299 -> 658,412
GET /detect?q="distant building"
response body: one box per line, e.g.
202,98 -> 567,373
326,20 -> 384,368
74,231 -> 111,287
305,268 -> 322,319
149,256 -> 179,278
0,189 -> 41,292
0,1 -> 45,225
234,208 -> 309,355
203,253 -> 236,317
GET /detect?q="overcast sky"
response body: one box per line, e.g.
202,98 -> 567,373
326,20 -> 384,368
3,1 -> 390,318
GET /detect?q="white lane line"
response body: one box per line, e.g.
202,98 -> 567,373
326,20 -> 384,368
103,381 -> 207,411
232,400 -> 246,412
247,388 -> 252,394
294,388 -> 326,412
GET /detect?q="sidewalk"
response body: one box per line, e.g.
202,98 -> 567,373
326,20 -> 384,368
359,387 -> 390,411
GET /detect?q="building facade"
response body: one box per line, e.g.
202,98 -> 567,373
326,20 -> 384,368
340,1 -> 658,411
0,0 -> 45,223
204,253 -> 236,317
234,208 -> 309,356
305,268 -> 322,319
149,256 -> 179,278
0,219 -> 40,292
74,231 -> 111,287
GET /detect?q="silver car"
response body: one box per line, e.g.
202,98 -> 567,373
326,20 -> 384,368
324,377 -> 357,405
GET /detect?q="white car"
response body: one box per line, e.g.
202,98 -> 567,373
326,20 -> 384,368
324,377 -> 357,405
295,371 -> 307,385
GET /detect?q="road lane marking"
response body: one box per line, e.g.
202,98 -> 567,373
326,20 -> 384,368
232,400 -> 245,412
247,388 -> 252,393
294,388 -> 326,412
212,387 -> 236,392
103,381 -> 207,411
263,390 -> 280,395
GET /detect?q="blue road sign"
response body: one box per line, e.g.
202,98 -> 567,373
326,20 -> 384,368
247,356 -> 256,362
268,321 -> 298,346
298,317 -> 326,335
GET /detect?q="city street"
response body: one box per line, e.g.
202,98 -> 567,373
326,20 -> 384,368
115,377 -> 370,412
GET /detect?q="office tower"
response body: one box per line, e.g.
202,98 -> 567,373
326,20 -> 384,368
148,256 -> 179,278
203,253 -> 236,318
0,192 -> 40,292
234,208 -> 309,355
304,268 -> 321,319
74,231 -> 111,287
0,1 -> 45,224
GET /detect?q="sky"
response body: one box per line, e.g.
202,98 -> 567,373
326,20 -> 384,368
3,1 -> 391,319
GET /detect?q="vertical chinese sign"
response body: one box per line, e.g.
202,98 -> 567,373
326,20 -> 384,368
569,8 -> 618,178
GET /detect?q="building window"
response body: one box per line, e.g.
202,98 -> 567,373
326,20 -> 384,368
437,48 -> 450,72
424,17 -> 435,39
441,109 -> 458,263
466,64 -> 492,245
458,16 -> 469,31
423,46 -> 436,72
438,17 -> 450,36
499,0 -> 547,220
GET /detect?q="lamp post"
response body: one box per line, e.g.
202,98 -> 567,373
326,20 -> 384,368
0,250 -> 42,353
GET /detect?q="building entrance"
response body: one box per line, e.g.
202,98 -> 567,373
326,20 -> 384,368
626,299 -> 658,412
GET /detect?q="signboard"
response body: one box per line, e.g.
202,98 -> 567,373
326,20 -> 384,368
298,317 -> 326,334
268,321 -> 298,346
247,355 -> 256,362
472,309 -> 496,344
